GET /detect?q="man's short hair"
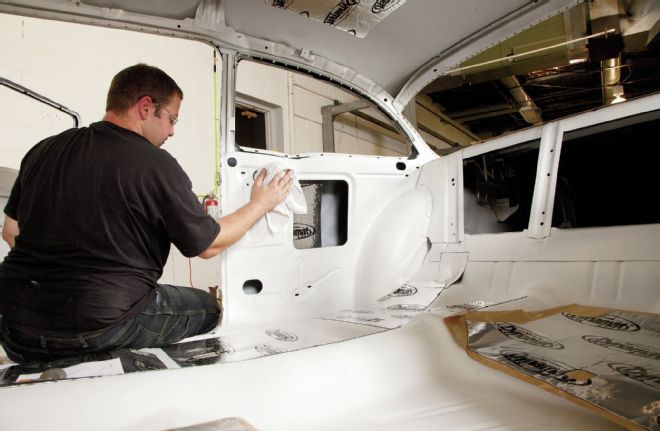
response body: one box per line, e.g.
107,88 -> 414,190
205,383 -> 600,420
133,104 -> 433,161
106,64 -> 184,114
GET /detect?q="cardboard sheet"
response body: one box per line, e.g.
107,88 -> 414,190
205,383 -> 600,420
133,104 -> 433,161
445,305 -> 660,431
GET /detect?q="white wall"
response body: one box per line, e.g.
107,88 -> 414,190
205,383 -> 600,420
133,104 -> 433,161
0,13 -> 221,290
237,60 -> 409,156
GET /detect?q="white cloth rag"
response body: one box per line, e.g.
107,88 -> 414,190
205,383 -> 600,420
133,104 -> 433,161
260,162 -> 307,235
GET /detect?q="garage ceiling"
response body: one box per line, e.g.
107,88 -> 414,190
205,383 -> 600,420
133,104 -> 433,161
422,0 -> 660,141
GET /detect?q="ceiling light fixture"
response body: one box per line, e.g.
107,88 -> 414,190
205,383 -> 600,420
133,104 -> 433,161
611,84 -> 626,104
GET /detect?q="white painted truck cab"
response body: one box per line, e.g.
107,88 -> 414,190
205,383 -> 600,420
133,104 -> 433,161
0,1 -> 658,430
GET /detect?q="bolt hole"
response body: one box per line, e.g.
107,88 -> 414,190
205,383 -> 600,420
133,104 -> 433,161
396,162 -> 406,170
243,279 -> 263,295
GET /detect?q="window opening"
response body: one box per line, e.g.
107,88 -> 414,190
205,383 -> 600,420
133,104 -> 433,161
235,105 -> 267,150
463,140 -> 540,233
236,58 -> 410,156
552,110 -> 660,228
294,180 -> 348,249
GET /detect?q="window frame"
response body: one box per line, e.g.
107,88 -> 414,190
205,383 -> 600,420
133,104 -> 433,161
235,92 -> 285,153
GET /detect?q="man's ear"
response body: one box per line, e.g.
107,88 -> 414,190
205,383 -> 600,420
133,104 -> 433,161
137,95 -> 153,121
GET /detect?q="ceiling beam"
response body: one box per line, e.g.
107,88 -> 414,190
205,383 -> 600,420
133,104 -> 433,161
415,94 -> 479,147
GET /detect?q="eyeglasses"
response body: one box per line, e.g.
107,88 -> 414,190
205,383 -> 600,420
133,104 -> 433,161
159,106 -> 179,126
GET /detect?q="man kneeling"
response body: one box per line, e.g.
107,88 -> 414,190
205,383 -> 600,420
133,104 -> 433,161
0,64 -> 292,363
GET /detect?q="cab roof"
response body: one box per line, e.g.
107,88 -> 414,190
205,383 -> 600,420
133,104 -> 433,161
0,0 -> 577,109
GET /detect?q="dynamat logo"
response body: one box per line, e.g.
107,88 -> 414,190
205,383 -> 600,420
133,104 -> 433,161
495,323 -> 564,349
293,223 -> 316,240
387,304 -> 426,312
390,285 -> 418,297
348,309 -> 375,314
255,344 -> 287,356
583,336 -> 660,361
608,363 -> 660,390
562,313 -> 641,332
265,329 -> 299,342
379,285 -> 418,302
501,350 -> 592,386
270,0 -> 294,8
356,317 -> 384,323
324,0 -> 359,26
372,0 -> 400,13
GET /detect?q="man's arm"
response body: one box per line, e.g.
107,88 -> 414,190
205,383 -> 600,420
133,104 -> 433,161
2,215 -> 19,249
199,169 -> 293,259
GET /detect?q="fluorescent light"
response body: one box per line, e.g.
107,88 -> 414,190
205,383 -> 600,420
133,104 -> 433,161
611,85 -> 625,104
612,95 -> 626,104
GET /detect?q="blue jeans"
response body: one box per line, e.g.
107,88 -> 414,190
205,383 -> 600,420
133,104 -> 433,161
1,284 -> 221,364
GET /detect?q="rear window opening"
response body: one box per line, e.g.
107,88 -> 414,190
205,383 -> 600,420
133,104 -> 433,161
463,140 -> 540,234
553,110 -> 660,228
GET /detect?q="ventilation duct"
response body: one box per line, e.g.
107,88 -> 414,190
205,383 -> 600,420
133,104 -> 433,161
500,75 -> 543,124
601,55 -> 623,105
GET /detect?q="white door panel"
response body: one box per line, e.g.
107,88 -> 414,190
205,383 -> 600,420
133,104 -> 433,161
219,151 -> 428,330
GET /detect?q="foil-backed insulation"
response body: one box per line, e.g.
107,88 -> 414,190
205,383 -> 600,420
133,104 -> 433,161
267,0 -> 407,38
447,305 -> 660,431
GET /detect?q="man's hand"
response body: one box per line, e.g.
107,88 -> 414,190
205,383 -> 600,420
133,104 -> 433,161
250,169 -> 294,213
198,169 -> 294,259
2,215 -> 19,249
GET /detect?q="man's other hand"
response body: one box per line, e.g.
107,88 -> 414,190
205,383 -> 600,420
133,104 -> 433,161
2,215 -> 19,249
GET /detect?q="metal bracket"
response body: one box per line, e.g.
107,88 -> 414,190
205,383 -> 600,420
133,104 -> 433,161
1,77 -> 81,127
320,100 -> 370,153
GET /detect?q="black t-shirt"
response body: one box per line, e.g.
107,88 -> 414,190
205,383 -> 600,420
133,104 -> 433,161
0,121 -> 220,333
